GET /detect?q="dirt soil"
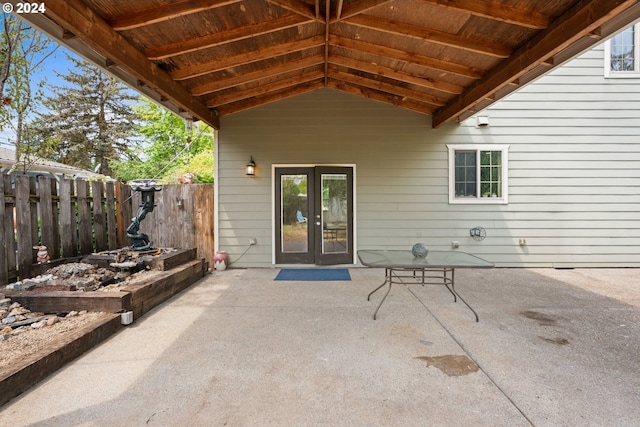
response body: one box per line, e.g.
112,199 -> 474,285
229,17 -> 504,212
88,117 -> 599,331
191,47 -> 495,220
0,312 -> 113,370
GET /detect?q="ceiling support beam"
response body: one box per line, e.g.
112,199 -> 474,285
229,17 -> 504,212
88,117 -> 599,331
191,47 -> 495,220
328,55 -> 464,94
265,0 -> 319,21
336,0 -> 394,21
40,0 -> 220,129
171,35 -> 326,80
216,81 -> 324,116
205,70 -> 325,107
344,14 -> 511,57
417,0 -> 550,29
329,35 -> 484,79
190,55 -> 325,96
432,0 -> 640,128
145,13 -> 314,60
108,0 -> 242,31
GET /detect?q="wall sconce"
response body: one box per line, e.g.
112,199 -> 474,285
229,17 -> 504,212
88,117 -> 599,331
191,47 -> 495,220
476,116 -> 490,127
246,156 -> 256,176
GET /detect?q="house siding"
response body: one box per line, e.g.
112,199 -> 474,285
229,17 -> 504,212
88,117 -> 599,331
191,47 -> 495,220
217,43 -> 640,268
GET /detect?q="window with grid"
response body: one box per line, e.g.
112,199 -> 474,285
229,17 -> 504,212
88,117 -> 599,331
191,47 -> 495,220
605,23 -> 640,76
448,145 -> 509,204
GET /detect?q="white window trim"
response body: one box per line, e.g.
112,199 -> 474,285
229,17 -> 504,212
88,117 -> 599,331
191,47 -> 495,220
447,144 -> 509,205
604,23 -> 640,78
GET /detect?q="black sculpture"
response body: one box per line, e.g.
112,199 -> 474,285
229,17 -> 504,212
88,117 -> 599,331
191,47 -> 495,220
126,179 -> 162,251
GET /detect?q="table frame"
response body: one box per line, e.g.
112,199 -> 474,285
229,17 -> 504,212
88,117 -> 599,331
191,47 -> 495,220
359,250 -> 493,322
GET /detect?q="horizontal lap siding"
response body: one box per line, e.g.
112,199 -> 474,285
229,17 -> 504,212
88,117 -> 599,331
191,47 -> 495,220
218,41 -> 640,267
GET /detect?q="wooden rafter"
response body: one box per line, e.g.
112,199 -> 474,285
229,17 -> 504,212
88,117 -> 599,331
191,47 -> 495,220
190,55 -> 325,96
328,68 -> 449,106
265,0 -> 319,21
327,79 -> 435,114
344,14 -> 512,57
216,81 -> 324,116
329,35 -> 484,79
108,0 -> 241,31
328,55 -> 464,94
432,0 -> 640,127
145,14 -> 314,60
336,0 -> 394,21
205,70 -> 325,107
171,35 -> 326,81
41,0 -> 220,128
417,0 -> 550,29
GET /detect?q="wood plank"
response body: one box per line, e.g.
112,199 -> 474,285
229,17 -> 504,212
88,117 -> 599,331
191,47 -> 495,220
418,0 -> 550,29
171,35 -> 326,81
108,0 -> 242,31
15,175 -> 32,280
92,181 -> 107,252
432,0 -> 640,127
195,185 -> 215,264
4,290 -> 132,313
3,175 -> 15,276
336,0 -> 393,20
50,178 -> 60,260
37,177 -> 56,259
144,248 -> 197,271
144,13 -> 313,60
0,176 -> 6,285
328,34 -> 483,79
43,0 -> 220,129
344,14 -> 511,58
190,54 -> 325,96
265,0 -> 318,21
76,180 -> 93,255
59,179 -> 77,258
0,314 -> 122,408
105,182 -> 117,250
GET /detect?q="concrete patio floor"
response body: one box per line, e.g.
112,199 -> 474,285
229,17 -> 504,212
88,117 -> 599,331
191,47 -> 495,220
1,267 -> 639,426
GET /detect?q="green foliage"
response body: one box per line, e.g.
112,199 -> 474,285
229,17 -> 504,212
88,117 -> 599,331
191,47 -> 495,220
110,98 -> 214,183
35,55 -> 138,176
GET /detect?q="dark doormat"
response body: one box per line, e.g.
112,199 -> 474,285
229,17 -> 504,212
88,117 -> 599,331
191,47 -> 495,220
274,268 -> 351,281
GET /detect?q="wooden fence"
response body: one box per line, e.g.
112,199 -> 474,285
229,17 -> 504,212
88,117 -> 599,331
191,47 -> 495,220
0,174 -> 214,285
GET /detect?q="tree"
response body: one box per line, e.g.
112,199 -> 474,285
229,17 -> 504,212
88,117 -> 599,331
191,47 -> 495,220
110,98 -> 214,183
0,14 -> 57,172
37,55 -> 138,175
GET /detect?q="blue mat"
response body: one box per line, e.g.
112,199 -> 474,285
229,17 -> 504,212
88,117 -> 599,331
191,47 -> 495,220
275,268 -> 351,281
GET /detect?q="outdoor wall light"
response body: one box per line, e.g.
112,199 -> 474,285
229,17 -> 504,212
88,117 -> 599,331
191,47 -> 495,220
246,156 -> 256,176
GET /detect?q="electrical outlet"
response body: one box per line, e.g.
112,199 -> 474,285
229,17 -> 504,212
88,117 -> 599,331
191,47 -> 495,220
249,238 -> 257,246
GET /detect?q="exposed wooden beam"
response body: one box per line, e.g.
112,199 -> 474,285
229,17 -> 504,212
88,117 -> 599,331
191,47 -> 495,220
171,35 -> 326,81
327,79 -> 435,115
328,68 -> 448,106
190,55 -> 325,96
344,14 -> 511,58
216,81 -> 324,116
145,14 -> 314,60
328,54 -> 464,94
432,0 -> 640,128
329,35 -> 484,79
324,0 -> 330,85
41,0 -> 219,129
418,0 -> 550,29
108,0 -> 241,31
265,0 -> 319,21
337,0 -> 394,21
205,70 -> 325,107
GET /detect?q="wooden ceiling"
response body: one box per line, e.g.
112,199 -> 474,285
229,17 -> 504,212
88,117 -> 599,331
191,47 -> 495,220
16,0 -> 640,129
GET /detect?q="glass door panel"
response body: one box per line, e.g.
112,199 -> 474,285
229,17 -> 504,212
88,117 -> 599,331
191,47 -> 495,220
281,174 -> 308,253
320,173 -> 348,255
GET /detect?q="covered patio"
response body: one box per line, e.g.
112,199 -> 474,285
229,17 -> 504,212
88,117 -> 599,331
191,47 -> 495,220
1,267 -> 638,425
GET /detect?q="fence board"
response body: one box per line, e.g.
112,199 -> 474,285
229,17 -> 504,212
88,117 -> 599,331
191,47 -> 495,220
76,180 -> 93,255
59,179 -> 77,258
116,183 -> 132,247
38,177 -> 56,259
195,185 -> 214,264
106,182 -> 117,250
15,175 -> 33,279
4,175 -> 15,273
0,177 -> 7,285
92,181 -> 107,252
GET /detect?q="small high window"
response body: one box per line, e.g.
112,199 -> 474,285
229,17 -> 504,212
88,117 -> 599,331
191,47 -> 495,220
605,23 -> 640,77
448,145 -> 509,204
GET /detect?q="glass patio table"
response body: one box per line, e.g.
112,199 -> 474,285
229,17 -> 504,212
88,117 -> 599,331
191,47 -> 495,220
358,250 -> 494,321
